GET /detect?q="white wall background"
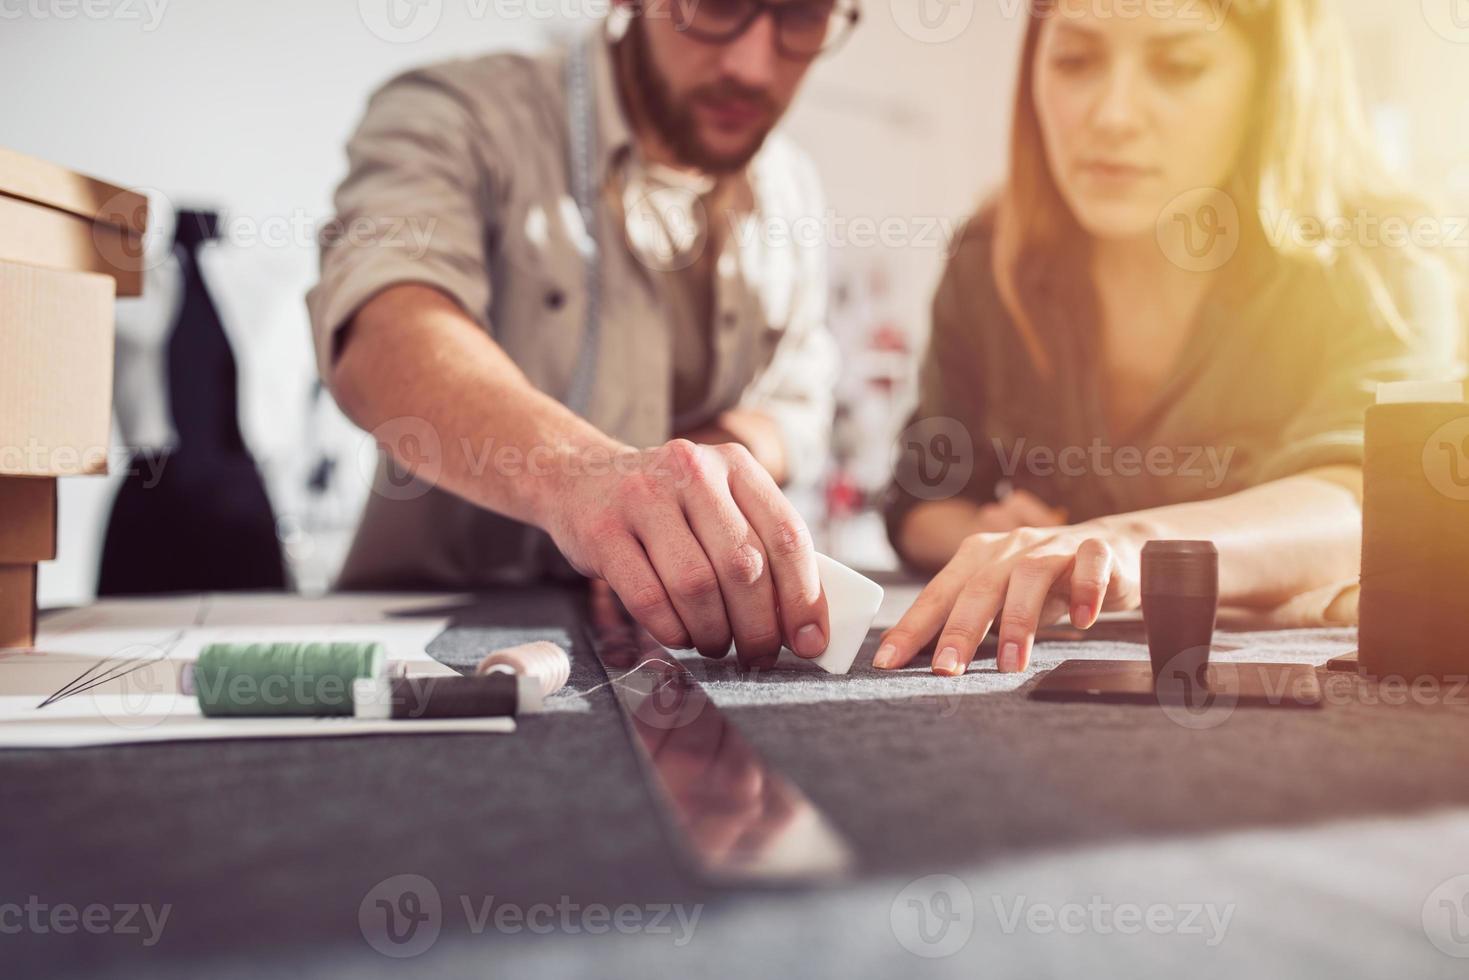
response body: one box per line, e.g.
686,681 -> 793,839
2,0 -> 1464,605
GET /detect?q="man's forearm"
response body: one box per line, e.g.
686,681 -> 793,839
330,283 -> 621,528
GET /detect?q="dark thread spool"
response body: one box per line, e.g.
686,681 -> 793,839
393,675 -> 520,719
1360,402 -> 1469,679
1140,541 -> 1219,688
354,673 -> 524,720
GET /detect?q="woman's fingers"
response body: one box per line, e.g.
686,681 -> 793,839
930,572 -> 1008,675
877,531 -> 1129,677
873,565 -> 971,670
1068,537 -> 1114,628
993,552 -> 1074,672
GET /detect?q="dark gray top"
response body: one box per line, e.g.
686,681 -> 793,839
886,218 -> 1463,545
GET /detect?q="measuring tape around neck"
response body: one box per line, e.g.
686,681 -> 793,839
563,39 -> 603,418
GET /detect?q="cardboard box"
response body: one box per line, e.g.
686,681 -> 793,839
0,145 -> 147,297
0,261 -> 116,477
0,476 -> 57,562
0,563 -> 37,649
0,194 -> 144,297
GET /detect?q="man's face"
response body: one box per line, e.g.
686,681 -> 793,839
624,1 -> 824,174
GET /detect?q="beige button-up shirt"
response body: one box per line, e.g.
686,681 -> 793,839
308,29 -> 837,589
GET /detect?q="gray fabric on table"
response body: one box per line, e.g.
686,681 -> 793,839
6,585 -> 1469,980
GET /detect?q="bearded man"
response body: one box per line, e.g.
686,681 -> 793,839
308,1 -> 861,668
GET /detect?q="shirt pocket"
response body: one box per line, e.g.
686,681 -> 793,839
489,241 -> 585,397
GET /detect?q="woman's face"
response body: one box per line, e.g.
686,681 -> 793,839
1033,1 -> 1259,243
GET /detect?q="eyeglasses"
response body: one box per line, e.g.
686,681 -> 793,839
669,0 -> 862,60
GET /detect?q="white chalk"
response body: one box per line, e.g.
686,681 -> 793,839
808,554 -> 885,675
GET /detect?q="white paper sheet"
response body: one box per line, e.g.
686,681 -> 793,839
0,694 -> 513,748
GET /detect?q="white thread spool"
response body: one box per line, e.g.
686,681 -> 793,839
476,641 -> 571,700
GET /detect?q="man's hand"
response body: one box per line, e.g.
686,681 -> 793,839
676,409 -> 789,487
539,439 -> 829,667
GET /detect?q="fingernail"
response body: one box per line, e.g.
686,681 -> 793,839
794,624 -> 826,657
934,646 -> 962,676
1072,604 -> 1090,627
999,641 -> 1021,673
873,643 -> 898,670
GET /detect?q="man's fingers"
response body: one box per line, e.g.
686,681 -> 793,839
632,509 -> 733,657
874,566 -> 969,670
726,449 -> 829,659
995,553 -> 1073,672
676,445 -> 783,666
598,535 -> 691,651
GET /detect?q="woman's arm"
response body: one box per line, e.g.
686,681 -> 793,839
1090,465 -> 1362,609
896,492 -> 1071,571
874,466 -> 1362,677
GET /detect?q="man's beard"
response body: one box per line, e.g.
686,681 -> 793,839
620,19 -> 778,176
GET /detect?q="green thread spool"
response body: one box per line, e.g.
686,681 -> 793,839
193,642 -> 386,717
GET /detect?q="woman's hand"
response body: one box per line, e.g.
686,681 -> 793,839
977,489 -> 1069,533
874,524 -> 1145,676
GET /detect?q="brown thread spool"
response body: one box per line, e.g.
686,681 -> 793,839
475,641 -> 571,700
1360,399 -> 1469,679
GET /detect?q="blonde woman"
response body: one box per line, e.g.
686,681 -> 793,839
879,0 -> 1464,676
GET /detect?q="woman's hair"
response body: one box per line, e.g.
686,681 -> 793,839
992,0 -> 1457,376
